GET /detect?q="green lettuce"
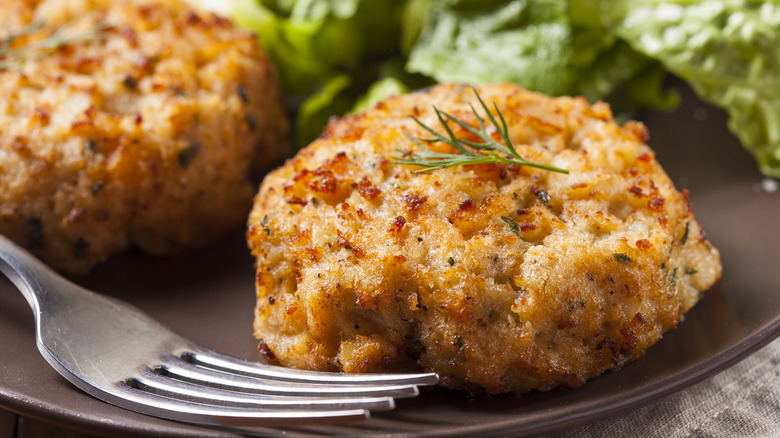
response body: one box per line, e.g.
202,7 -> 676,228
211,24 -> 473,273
233,0 -> 402,96
568,0 -> 678,111
406,0 -> 575,96
599,1 -> 780,177
406,0 -> 675,112
351,76 -> 412,113
294,60 -> 426,145
234,0 -> 416,146
295,74 -> 353,146
231,0 -> 780,177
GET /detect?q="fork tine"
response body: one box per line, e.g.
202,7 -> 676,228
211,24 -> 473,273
158,355 -> 422,398
0,232 -> 440,428
182,349 -> 440,387
113,381 -> 372,427
129,367 -> 397,411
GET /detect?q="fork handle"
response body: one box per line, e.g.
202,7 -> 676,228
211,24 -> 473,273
0,233 -> 57,315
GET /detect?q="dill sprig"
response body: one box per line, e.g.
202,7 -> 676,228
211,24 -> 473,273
393,87 -> 569,175
0,16 -> 110,70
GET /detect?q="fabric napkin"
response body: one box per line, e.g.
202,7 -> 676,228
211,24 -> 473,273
544,336 -> 780,438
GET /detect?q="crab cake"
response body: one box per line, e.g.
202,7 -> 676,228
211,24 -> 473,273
0,0 -> 288,274
247,83 -> 721,394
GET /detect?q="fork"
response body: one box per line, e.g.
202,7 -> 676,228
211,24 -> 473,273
0,234 -> 438,427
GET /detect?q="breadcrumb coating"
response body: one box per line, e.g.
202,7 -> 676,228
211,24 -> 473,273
0,0 -> 289,273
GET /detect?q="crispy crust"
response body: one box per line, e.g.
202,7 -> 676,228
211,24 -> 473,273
0,0 -> 289,273
247,83 -> 721,394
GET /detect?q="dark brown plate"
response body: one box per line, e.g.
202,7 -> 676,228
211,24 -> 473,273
1,82 -> 779,437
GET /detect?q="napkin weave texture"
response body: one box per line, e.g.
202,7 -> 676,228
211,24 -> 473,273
545,336 -> 780,438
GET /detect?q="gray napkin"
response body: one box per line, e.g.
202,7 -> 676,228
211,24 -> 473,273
544,336 -> 780,438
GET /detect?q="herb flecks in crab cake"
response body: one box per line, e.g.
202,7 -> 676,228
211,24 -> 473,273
0,0 -> 289,274
247,83 -> 721,394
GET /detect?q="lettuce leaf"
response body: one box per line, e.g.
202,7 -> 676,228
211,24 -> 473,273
294,59 -> 431,146
604,1 -> 780,177
232,0 -> 780,177
569,0 -> 678,111
405,0 -> 675,112
406,0 -> 575,96
351,77 -> 411,114
295,74 -> 353,147
234,0 -> 678,148
234,0 -> 402,96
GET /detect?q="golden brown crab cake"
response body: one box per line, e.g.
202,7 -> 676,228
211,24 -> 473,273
0,0 -> 288,274
247,83 -> 721,394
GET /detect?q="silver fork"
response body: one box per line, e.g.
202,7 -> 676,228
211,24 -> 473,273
0,234 -> 438,427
